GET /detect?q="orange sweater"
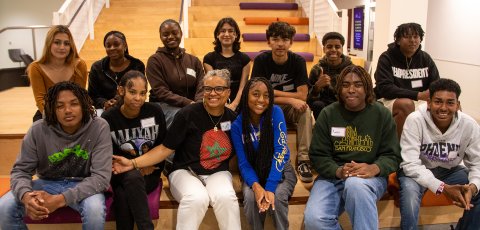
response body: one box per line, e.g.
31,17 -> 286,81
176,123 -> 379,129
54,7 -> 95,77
28,59 -> 88,112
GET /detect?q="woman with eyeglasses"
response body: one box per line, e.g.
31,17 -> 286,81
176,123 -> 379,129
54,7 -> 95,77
88,31 -> 145,112
147,19 -> 204,128
203,17 -> 251,112
231,78 -> 297,229
28,25 -> 87,121
111,69 -> 241,230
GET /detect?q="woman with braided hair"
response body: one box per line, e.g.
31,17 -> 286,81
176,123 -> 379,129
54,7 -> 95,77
231,77 -> 297,230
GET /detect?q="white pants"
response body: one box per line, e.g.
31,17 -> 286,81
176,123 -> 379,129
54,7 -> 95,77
169,169 -> 241,230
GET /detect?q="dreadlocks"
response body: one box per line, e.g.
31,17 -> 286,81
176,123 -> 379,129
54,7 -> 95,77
394,22 -> 425,43
336,65 -> 375,105
240,78 -> 275,186
44,81 -> 95,126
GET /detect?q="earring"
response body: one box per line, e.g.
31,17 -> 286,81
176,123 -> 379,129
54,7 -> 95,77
227,98 -> 231,104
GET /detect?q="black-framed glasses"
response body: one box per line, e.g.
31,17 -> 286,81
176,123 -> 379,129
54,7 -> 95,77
203,86 -> 228,94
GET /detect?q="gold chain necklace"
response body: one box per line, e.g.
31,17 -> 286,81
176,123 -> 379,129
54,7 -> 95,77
206,110 -> 224,132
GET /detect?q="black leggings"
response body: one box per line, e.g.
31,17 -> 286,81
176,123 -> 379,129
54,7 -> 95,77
110,170 -> 160,230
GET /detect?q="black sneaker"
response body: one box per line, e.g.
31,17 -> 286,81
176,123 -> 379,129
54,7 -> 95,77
297,162 -> 313,183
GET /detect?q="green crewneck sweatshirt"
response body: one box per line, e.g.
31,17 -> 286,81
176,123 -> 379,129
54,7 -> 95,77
309,101 -> 401,179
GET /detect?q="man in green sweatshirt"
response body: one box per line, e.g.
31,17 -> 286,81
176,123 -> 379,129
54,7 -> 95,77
304,65 -> 401,230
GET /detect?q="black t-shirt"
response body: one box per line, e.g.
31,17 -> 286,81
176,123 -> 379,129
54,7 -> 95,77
163,102 -> 236,175
101,102 -> 167,176
251,51 -> 308,92
203,51 -> 251,100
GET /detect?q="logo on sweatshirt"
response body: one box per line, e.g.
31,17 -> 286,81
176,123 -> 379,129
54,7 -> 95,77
420,142 -> 460,162
273,122 -> 288,172
48,144 -> 89,164
392,67 -> 429,79
334,126 -> 373,152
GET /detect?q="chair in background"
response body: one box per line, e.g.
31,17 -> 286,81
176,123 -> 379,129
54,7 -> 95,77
20,54 -> 34,68
8,49 -> 24,67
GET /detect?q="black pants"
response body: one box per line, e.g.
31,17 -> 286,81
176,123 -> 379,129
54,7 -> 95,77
110,170 -> 160,230
309,100 -> 329,120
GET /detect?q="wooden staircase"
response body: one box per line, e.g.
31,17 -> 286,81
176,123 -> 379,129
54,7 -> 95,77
80,0 -> 182,69
184,0 -> 321,69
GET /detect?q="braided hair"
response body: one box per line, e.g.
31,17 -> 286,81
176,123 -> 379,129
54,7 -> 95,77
44,81 -> 95,127
239,78 -> 275,186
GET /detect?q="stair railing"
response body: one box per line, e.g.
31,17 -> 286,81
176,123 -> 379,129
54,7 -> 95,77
0,0 -> 108,61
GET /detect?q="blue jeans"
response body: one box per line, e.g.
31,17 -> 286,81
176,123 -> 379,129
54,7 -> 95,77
398,166 -> 480,230
0,179 -> 106,230
304,176 -> 387,230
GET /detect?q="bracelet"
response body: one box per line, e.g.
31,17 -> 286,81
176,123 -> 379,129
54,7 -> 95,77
131,159 -> 139,170
436,182 -> 445,195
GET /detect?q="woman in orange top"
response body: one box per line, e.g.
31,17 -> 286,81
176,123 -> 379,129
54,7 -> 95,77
28,25 -> 87,121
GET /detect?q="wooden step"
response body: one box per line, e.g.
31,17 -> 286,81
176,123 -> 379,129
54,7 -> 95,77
189,6 -> 302,21
191,0 -> 295,6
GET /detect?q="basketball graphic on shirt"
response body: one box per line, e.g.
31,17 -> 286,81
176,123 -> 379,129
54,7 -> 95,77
199,129 -> 232,169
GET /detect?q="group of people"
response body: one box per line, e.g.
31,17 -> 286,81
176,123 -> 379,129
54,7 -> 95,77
0,15 -> 478,230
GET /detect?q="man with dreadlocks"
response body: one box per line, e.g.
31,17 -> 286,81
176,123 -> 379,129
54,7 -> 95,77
304,65 -> 401,230
0,81 -> 112,230
374,22 -> 440,139
231,78 -> 297,229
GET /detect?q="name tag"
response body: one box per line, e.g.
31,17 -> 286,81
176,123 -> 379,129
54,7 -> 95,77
186,68 -> 196,77
220,121 -> 231,131
141,117 -> 155,128
411,80 -> 423,88
331,127 -> 346,137
283,84 -> 294,91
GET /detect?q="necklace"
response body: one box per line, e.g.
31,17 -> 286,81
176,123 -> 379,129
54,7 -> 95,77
206,109 -> 224,132
405,56 -> 413,76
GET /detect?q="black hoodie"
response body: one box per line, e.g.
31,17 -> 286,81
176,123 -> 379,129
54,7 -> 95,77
88,55 -> 145,109
374,43 -> 440,100
308,55 -> 353,105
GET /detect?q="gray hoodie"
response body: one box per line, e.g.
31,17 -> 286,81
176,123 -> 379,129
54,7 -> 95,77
10,117 -> 112,206
400,103 -> 480,193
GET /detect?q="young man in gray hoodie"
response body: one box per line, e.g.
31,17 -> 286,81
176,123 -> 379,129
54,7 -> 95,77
398,78 -> 480,230
0,81 -> 112,230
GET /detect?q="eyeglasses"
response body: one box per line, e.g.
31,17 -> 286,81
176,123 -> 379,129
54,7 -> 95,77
203,86 -> 228,94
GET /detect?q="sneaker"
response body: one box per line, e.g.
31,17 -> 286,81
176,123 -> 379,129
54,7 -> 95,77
297,161 -> 313,183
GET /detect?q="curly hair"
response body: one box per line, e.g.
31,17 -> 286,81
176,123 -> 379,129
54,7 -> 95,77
44,81 -> 95,127
213,17 -> 241,53
204,69 -> 232,87
394,22 -> 425,43
266,21 -> 296,40
429,78 -> 461,99
239,78 -> 275,186
335,65 -> 375,105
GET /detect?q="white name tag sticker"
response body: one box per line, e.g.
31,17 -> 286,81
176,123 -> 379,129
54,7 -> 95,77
331,127 -> 346,137
220,121 -> 231,131
283,84 -> 294,91
411,80 -> 423,88
186,68 -> 196,77
141,117 -> 155,128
